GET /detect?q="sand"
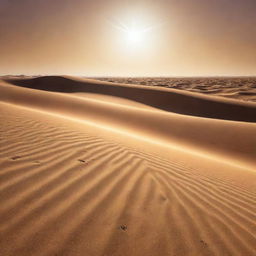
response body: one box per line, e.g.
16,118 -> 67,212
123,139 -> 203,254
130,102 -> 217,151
0,76 -> 255,256
95,77 -> 256,103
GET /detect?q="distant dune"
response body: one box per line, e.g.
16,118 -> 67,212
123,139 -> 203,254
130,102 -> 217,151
95,76 -> 256,103
0,76 -> 255,256
4,76 -> 256,122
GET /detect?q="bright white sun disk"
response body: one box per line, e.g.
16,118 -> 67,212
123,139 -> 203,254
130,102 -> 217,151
110,20 -> 153,45
127,29 -> 143,43
109,17 -> 163,51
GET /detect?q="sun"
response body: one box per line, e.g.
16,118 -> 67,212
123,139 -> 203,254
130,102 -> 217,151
108,14 -> 164,54
126,27 -> 145,43
110,18 -> 158,47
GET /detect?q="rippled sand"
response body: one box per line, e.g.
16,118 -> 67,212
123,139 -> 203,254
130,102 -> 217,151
0,76 -> 256,256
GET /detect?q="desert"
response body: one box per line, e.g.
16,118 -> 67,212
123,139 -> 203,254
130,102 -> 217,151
0,76 -> 255,256
1,0 -> 256,255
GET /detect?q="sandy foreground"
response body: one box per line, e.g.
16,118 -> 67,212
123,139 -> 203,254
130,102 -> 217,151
0,76 -> 256,256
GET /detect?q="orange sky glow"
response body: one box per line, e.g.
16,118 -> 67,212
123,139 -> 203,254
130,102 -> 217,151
0,0 -> 256,76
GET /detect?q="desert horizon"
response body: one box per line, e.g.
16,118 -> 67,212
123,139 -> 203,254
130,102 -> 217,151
0,0 -> 256,255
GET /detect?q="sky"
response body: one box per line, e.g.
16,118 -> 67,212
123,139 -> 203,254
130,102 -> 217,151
0,0 -> 256,76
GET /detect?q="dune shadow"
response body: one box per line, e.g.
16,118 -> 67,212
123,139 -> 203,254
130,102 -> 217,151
5,76 -> 256,122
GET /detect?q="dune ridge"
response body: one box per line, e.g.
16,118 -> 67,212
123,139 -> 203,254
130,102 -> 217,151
5,76 -> 256,122
0,76 -> 256,256
1,78 -> 256,168
94,77 -> 256,102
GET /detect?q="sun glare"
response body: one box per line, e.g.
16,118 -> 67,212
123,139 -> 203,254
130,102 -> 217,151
115,22 -> 150,45
126,28 -> 143,43
110,16 -> 160,49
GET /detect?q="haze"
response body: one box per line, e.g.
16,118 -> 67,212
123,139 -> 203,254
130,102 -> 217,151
0,0 -> 256,76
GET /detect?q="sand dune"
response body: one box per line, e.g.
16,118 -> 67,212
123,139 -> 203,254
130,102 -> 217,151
0,77 -> 256,256
95,77 -> 256,103
5,76 -> 256,122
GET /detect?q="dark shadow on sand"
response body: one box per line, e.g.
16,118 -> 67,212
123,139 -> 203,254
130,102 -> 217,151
5,76 -> 256,122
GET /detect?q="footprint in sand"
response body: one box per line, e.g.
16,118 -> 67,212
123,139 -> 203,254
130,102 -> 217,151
200,240 -> 208,248
10,156 -> 22,160
119,225 -> 127,231
78,159 -> 88,164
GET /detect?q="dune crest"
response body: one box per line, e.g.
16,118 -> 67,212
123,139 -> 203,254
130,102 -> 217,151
1,77 -> 256,168
5,76 -> 256,122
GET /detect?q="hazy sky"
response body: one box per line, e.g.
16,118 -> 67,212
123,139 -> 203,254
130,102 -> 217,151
0,0 -> 256,76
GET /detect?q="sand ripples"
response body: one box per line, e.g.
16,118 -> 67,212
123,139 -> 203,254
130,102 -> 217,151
0,105 -> 255,256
